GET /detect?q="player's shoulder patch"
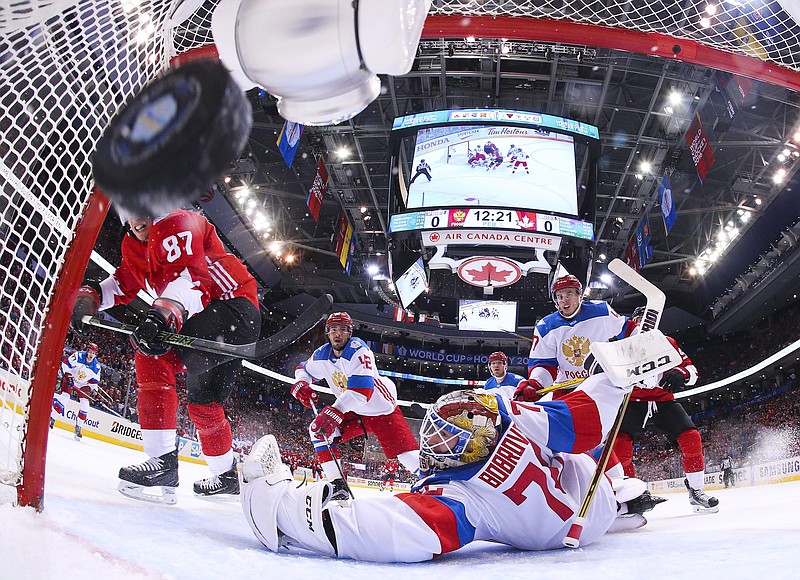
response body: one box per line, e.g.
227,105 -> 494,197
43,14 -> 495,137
312,343 -> 332,361
339,337 -> 366,361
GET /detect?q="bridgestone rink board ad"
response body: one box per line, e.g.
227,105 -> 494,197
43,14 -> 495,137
407,125 -> 578,214
51,398 -> 205,464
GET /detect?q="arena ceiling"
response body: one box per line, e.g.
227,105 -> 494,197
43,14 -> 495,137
167,4 -> 800,332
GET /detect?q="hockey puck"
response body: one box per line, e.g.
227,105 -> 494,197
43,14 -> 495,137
93,59 -> 252,219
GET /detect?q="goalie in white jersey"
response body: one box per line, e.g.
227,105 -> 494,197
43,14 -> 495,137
291,312 -> 420,500
240,365 -> 664,562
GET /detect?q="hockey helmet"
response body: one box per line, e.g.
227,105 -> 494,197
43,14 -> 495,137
87,343 -> 99,353
419,389 -> 501,475
631,306 -> 646,323
551,274 -> 582,301
488,351 -> 508,366
325,311 -> 354,334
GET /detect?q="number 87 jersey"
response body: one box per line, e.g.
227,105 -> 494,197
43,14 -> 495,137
295,337 -> 398,417
102,210 -> 259,318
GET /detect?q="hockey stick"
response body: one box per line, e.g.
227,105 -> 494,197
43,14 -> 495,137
407,377 -> 586,419
563,258 -> 665,549
310,402 -> 356,500
79,389 -> 126,419
83,294 -> 333,360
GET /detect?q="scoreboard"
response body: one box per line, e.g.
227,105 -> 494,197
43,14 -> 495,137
389,208 -> 594,241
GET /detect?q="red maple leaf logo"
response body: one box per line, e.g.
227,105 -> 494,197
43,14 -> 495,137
465,262 -> 514,283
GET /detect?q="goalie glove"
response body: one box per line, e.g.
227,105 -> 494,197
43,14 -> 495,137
130,298 -> 185,357
310,405 -> 344,439
290,380 -> 319,408
70,280 -> 102,336
513,379 -> 543,402
659,369 -> 689,392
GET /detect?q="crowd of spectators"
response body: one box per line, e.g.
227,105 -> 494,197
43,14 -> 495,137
22,282 -> 800,487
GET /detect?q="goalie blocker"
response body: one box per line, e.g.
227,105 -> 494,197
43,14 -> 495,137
589,329 -> 682,387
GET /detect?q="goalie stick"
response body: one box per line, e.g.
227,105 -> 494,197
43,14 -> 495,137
83,294 -> 333,360
563,258 -> 665,549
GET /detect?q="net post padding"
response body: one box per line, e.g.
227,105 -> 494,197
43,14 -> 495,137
16,191 -> 110,510
422,15 -> 800,93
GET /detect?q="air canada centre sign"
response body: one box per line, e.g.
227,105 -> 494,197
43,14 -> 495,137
422,229 -> 560,251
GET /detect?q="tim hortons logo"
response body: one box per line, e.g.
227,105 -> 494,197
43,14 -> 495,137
457,257 -> 522,288
562,336 -> 591,367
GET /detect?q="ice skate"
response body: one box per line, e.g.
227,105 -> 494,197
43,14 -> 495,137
193,462 -> 240,500
624,490 -> 668,515
242,434 -> 292,484
74,425 -> 82,440
118,450 -> 179,505
685,478 -> 719,513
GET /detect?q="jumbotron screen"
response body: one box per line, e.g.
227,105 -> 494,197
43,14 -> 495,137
406,125 -> 578,216
458,300 -> 518,332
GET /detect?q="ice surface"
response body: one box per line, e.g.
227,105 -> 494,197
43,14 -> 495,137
1,427 -> 798,579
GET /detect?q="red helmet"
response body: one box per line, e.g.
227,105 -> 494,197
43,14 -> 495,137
488,351 -> 508,365
87,343 -> 99,353
551,274 -> 582,302
325,312 -> 353,333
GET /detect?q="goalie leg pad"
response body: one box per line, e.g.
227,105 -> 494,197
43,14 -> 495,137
242,477 -> 293,551
243,480 -> 337,557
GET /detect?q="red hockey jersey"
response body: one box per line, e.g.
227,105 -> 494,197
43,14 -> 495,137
99,210 -> 258,318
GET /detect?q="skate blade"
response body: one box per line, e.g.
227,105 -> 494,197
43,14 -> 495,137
118,480 -> 178,505
608,513 -> 647,533
692,505 -> 720,514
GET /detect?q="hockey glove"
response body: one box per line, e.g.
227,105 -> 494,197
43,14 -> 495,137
659,369 -> 688,392
290,380 -> 319,408
310,405 -> 344,439
513,379 -> 543,402
70,280 -> 102,336
130,298 -> 185,357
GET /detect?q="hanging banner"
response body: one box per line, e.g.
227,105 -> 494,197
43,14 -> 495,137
276,120 -> 303,167
685,113 -> 715,183
307,157 -> 328,222
658,174 -> 677,235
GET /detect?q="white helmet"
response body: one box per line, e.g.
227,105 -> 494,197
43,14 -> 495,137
419,389 -> 501,475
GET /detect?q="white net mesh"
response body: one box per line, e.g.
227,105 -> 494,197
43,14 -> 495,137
0,0 -> 174,487
433,0 -> 800,73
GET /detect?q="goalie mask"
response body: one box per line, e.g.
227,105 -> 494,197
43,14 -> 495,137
419,389 -> 501,476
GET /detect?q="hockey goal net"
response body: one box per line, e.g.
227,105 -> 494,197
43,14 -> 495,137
2,0 -> 800,510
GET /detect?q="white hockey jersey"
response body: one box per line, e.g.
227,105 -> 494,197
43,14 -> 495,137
246,373 -> 629,562
528,301 -> 633,387
483,371 -> 525,399
295,337 -> 397,416
61,351 -> 101,390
